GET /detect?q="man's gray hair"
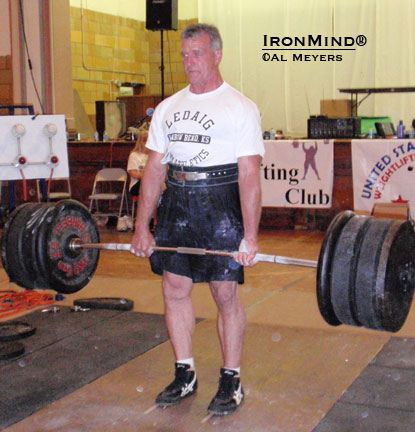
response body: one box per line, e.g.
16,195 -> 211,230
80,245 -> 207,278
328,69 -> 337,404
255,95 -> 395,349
181,23 -> 223,51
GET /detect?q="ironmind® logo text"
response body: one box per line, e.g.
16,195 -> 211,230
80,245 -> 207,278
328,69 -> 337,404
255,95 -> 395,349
262,34 -> 367,63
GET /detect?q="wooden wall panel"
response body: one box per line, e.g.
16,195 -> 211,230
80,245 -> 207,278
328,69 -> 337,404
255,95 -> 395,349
117,95 -> 163,128
68,141 -> 134,205
2,140 -> 354,231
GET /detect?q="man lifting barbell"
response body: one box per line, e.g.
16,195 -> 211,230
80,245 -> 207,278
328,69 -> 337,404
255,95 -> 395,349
2,23 -> 415,421
129,23 -> 265,416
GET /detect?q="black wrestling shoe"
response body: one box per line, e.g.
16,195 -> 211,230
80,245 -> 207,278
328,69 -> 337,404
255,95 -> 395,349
207,368 -> 245,415
155,363 -> 198,407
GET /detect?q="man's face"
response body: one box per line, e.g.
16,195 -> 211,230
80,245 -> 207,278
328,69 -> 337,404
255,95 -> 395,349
180,32 -> 222,88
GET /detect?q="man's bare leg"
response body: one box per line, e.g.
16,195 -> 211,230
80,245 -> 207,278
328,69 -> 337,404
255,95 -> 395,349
155,271 -> 197,407
209,280 -> 246,368
163,271 -> 195,360
208,280 -> 246,415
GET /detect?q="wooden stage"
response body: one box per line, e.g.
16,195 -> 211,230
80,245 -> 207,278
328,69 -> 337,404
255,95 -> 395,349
2,227 -> 415,431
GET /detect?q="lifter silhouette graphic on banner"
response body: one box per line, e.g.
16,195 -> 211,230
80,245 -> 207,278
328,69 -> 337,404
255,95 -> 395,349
301,141 -> 321,180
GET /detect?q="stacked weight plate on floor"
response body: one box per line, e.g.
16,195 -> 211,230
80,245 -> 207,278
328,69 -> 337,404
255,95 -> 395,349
317,211 -> 415,332
1,199 -> 100,294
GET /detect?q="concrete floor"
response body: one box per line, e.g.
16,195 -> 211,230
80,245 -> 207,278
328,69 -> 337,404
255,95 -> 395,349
1,227 -> 415,431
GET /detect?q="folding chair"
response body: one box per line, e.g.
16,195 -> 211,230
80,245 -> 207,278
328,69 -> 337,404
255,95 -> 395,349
37,177 -> 72,202
88,168 -> 129,218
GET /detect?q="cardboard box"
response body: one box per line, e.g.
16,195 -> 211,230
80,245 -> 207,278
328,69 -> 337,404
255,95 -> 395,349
371,202 -> 410,220
320,99 -> 352,118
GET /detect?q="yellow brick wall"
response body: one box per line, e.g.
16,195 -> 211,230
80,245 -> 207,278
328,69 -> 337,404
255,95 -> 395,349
0,55 -> 12,115
147,19 -> 197,96
70,6 -> 196,125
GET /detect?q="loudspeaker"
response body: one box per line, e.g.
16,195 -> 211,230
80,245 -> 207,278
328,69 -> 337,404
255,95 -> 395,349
95,101 -> 126,141
146,0 -> 178,31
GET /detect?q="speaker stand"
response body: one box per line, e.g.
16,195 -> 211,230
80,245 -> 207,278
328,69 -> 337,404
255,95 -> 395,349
160,29 -> 165,100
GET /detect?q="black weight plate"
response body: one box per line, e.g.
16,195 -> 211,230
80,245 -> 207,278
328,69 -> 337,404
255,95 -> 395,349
357,218 -> 415,332
353,218 -> 412,332
22,203 -> 55,289
0,203 -> 32,284
0,322 -> 36,341
74,297 -> 134,311
316,210 -> 355,326
4,203 -> 42,289
0,341 -> 25,360
354,218 -> 393,330
37,199 -> 100,294
330,216 -> 370,327
379,220 -> 415,332
36,205 -> 58,290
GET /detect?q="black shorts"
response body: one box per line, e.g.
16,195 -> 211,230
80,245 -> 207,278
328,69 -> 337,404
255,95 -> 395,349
150,165 -> 244,284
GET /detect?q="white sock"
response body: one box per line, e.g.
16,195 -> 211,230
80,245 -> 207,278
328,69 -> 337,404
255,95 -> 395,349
224,366 -> 240,375
177,357 -> 195,370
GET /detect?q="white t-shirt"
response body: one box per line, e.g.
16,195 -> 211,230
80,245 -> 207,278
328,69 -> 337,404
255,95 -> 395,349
146,82 -> 264,167
127,151 -> 148,190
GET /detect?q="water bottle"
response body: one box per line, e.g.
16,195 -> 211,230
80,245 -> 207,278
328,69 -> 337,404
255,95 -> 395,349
103,130 -> 109,141
368,128 -> 374,139
397,120 -> 405,138
409,127 -> 415,139
94,130 -> 99,141
270,128 -> 276,140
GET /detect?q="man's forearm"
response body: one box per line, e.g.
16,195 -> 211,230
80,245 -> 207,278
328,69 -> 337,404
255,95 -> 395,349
135,153 -> 166,230
239,177 -> 261,241
238,156 -> 262,242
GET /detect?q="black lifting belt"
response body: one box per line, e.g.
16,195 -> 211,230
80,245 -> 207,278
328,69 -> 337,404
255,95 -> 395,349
167,163 -> 239,187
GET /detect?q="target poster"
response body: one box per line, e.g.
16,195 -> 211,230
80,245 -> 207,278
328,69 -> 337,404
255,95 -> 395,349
352,139 -> 415,215
261,139 -> 334,208
0,115 -> 69,181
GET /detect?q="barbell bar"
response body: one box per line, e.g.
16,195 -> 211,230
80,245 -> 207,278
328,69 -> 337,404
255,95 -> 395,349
2,199 -> 415,333
69,238 -> 318,268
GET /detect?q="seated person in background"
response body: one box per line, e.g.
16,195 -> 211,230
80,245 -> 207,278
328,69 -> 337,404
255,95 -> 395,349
126,128 -> 158,231
127,129 -> 149,197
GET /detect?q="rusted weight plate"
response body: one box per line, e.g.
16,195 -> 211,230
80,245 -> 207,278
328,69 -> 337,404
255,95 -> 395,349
0,322 -> 36,342
316,210 -> 355,326
354,217 -> 415,332
74,297 -> 134,311
330,215 -> 371,327
0,341 -> 25,360
37,200 -> 100,294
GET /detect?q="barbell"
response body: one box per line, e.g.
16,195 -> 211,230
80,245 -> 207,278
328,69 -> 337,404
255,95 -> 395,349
1,199 -> 415,333
69,238 -> 318,267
